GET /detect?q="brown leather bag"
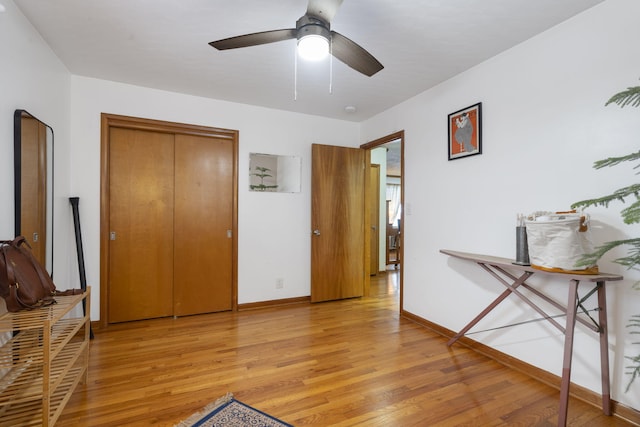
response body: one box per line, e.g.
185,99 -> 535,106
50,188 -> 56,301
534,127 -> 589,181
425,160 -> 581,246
0,236 -> 81,312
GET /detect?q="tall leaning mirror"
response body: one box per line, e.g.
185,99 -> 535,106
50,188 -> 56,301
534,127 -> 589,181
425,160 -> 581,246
14,109 -> 54,275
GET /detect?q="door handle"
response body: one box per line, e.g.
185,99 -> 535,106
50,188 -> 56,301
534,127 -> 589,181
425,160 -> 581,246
313,229 -> 321,236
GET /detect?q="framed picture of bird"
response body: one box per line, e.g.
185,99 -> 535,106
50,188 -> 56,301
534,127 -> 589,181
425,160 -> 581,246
448,102 -> 482,160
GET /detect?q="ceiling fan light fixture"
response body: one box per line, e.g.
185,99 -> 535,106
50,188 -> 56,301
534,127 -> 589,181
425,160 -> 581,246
298,34 -> 329,61
209,1 -> 384,76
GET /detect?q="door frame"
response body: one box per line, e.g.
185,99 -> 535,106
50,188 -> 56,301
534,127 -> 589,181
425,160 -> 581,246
369,164 -> 380,276
99,113 -> 239,327
361,130 -> 404,311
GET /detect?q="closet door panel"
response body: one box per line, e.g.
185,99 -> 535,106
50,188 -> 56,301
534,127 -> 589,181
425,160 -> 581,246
108,128 -> 175,322
173,134 -> 234,316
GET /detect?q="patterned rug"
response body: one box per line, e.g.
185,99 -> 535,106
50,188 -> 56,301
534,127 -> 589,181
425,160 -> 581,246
174,393 -> 293,427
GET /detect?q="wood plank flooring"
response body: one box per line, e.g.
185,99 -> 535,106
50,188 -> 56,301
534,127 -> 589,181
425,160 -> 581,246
57,271 -> 636,426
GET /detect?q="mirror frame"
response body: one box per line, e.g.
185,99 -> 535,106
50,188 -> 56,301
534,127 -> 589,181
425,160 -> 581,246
14,109 -> 54,276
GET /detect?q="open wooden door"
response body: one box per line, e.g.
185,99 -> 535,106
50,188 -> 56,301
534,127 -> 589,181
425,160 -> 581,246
311,144 -> 366,302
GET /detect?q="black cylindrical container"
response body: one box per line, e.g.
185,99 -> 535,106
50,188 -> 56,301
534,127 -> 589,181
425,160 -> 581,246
515,226 -> 530,265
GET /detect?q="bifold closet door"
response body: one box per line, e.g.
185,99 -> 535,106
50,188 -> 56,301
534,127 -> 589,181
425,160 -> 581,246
108,128 -> 175,323
173,134 -> 233,316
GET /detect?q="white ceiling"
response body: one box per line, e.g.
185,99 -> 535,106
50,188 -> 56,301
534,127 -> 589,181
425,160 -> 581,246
14,0 -> 603,122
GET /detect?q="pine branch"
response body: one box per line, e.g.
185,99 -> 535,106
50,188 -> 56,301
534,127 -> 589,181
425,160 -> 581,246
626,314 -> 640,392
621,200 -> 640,225
574,238 -> 640,268
627,355 -> 640,392
606,85 -> 640,108
571,183 -> 640,215
251,173 -> 273,178
592,150 -> 640,170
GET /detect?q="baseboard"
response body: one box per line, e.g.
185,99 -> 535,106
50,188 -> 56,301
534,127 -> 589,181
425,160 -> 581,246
401,309 -> 640,425
90,320 -> 101,332
238,296 -> 310,311
92,297 -> 312,327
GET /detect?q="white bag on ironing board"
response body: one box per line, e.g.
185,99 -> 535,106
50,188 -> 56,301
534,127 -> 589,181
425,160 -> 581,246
525,213 -> 598,274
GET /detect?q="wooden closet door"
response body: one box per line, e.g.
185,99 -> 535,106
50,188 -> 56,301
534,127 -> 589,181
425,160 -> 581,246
173,134 -> 234,316
108,128 -> 175,323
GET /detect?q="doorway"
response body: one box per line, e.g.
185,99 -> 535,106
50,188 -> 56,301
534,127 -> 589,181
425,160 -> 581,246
99,114 -> 238,326
361,131 -> 404,309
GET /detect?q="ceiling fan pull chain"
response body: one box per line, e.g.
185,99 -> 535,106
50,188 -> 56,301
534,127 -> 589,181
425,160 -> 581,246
294,48 -> 298,101
329,38 -> 333,95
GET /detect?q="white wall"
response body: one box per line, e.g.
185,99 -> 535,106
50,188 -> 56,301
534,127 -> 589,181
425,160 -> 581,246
69,77 -> 360,311
0,0 -> 72,295
361,0 -> 640,410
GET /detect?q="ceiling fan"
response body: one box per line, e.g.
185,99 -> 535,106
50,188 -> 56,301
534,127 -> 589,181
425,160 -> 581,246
209,0 -> 383,77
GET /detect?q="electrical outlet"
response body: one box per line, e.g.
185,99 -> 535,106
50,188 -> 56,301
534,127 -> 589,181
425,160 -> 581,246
276,278 -> 284,289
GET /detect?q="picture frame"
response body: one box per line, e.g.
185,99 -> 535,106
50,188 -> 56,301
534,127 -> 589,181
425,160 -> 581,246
249,153 -> 301,193
448,102 -> 482,160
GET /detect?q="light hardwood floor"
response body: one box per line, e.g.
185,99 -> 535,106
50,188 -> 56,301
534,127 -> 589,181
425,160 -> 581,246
57,271 -> 636,426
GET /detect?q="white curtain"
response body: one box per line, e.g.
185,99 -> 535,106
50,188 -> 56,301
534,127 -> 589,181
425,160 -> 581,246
386,184 -> 401,226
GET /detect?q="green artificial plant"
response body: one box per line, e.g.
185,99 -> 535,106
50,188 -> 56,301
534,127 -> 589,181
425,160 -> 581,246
571,81 -> 640,392
249,166 -> 278,192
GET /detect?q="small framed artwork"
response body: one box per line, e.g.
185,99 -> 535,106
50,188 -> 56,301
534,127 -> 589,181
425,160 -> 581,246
448,102 -> 482,160
249,153 -> 302,193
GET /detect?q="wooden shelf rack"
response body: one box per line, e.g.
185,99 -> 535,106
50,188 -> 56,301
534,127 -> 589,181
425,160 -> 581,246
0,288 -> 90,427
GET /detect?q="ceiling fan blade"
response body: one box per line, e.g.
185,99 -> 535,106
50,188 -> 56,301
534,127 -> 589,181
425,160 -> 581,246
210,29 -> 297,50
330,31 -> 383,77
306,0 -> 344,23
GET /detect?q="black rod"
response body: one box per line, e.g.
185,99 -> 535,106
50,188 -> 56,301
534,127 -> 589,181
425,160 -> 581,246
69,197 -> 87,290
70,197 -> 93,338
